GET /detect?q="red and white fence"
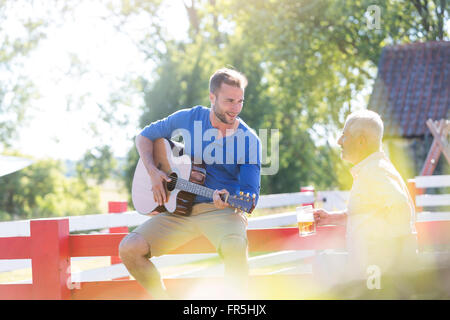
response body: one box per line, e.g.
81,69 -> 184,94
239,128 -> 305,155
408,175 -> 450,251
0,180 -> 449,299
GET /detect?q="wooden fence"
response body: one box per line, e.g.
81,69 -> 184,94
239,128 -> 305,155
0,179 -> 449,299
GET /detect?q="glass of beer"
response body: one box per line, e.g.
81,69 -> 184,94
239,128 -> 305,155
296,205 -> 316,236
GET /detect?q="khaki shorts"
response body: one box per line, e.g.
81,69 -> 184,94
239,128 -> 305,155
132,203 -> 248,257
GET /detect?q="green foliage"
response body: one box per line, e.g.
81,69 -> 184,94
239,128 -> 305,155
227,0 -> 447,190
0,154 -> 100,220
76,145 -> 118,185
117,0 -> 448,196
1,0 -> 446,219
0,0 -> 94,147
0,1 -> 46,147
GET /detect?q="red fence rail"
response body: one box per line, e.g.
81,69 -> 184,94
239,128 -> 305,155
0,219 -> 71,299
1,201 -> 449,299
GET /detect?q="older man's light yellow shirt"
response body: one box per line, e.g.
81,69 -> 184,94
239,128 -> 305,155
347,151 -> 415,241
345,151 -> 416,276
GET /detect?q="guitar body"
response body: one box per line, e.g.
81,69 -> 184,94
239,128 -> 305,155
132,138 -> 206,216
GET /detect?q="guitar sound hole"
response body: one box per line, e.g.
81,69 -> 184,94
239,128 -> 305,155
167,172 -> 177,191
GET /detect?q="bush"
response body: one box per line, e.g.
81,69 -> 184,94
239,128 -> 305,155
0,156 -> 100,220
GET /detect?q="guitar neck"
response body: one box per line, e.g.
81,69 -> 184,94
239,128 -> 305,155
174,178 -> 216,201
171,174 -> 254,213
171,175 -> 254,213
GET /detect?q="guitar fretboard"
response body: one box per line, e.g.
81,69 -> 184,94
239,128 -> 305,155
171,176 -> 253,213
175,178 -> 215,199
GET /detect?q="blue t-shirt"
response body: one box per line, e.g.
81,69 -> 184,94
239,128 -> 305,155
140,105 -> 261,205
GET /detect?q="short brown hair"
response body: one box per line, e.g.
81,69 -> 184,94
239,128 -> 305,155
209,68 -> 248,95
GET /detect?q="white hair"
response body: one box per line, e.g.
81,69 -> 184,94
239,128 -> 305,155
344,110 -> 384,147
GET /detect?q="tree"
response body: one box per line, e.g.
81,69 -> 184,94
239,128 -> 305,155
226,0 -> 448,190
0,1 -> 106,220
117,0 -> 358,194
76,145 -> 118,185
0,0 -> 47,147
0,152 -> 100,220
0,0 -> 86,147
112,0 -> 448,196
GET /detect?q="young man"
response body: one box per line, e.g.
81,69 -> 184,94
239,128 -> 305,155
119,68 -> 261,299
313,110 -> 418,297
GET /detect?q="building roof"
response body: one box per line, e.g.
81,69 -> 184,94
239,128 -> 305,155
367,41 -> 449,138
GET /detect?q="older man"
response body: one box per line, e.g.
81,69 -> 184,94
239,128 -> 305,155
314,110 -> 418,297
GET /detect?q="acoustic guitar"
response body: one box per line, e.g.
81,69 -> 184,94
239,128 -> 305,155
132,138 -> 256,216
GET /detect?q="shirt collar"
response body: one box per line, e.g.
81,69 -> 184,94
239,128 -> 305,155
350,151 -> 385,178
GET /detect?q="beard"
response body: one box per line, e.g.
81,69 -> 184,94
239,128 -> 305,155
212,103 -> 235,125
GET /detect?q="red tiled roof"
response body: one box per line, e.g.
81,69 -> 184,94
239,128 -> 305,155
367,41 -> 449,138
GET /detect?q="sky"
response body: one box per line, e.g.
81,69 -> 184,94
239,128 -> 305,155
6,1 -> 189,161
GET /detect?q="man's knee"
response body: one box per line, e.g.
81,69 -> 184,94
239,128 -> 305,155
219,234 -> 248,258
119,232 -> 151,262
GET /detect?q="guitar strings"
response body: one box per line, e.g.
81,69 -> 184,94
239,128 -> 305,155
167,175 -> 249,203
167,176 -> 210,194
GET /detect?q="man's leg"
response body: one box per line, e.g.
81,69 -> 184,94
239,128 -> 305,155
196,208 -> 249,298
219,233 -> 249,295
119,232 -> 170,299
